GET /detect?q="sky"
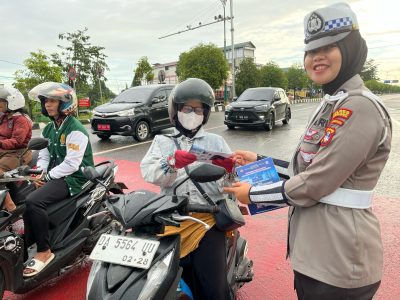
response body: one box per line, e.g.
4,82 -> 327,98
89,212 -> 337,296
1,0 -> 399,94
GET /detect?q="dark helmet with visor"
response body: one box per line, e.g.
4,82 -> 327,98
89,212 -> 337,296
168,78 -> 215,126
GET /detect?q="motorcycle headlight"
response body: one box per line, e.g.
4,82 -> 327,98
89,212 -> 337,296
254,105 -> 269,111
137,249 -> 175,300
116,108 -> 135,117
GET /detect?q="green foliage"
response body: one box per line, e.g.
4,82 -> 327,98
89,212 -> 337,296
176,43 -> 229,90
259,61 -> 288,90
235,58 -> 260,96
131,57 -> 154,86
14,50 -> 63,117
286,63 -> 309,90
365,80 -> 400,93
361,59 -> 379,82
51,28 -> 109,91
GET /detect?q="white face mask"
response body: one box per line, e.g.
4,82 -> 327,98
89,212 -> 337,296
177,111 -> 204,130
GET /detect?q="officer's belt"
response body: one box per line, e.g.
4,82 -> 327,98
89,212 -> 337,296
319,188 -> 373,209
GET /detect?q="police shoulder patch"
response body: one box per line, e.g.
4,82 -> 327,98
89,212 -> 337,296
320,127 -> 336,147
332,108 -> 352,120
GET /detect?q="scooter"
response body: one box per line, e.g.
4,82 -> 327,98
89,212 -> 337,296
86,163 -> 253,300
0,137 -> 126,298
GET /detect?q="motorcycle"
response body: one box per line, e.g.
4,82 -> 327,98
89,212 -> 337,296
0,137 -> 126,298
86,163 -> 253,300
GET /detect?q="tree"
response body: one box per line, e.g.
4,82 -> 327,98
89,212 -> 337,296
361,59 -> 379,81
286,63 -> 309,91
176,43 -> 229,90
51,28 -> 109,92
131,57 -> 154,86
259,61 -> 288,89
14,50 -> 63,117
234,58 -> 260,96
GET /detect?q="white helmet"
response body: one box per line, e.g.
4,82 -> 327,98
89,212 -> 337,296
0,87 -> 26,111
28,82 -> 77,117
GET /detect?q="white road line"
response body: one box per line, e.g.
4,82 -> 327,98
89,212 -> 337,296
94,140 -> 152,156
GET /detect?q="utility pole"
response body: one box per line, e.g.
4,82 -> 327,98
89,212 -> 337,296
219,0 -> 228,104
230,0 -> 235,98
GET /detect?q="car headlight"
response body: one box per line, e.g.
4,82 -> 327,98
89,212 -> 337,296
254,105 -> 269,111
137,249 -> 175,300
225,105 -> 232,112
116,108 -> 135,117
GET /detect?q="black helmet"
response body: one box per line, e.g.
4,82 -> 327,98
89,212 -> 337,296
168,78 -> 215,125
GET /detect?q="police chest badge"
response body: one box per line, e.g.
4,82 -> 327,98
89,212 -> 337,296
307,12 -> 324,36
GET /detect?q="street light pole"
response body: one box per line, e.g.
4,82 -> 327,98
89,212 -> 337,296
229,0 -> 235,98
220,0 -> 228,104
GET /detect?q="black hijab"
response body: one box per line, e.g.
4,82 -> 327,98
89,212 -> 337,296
322,30 -> 368,95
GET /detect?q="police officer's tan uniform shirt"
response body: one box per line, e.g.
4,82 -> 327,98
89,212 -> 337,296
284,75 -> 392,288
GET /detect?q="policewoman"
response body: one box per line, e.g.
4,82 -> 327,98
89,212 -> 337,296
225,3 -> 392,299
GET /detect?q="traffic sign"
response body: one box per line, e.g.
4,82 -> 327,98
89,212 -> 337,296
68,67 -> 77,81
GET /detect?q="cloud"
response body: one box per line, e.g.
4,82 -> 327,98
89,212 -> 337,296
1,0 -> 399,92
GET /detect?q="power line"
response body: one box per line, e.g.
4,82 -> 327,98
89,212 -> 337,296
159,17 -> 228,39
0,59 -> 24,66
162,0 -> 221,37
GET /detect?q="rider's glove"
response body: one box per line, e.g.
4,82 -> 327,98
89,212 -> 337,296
174,150 -> 197,169
212,157 -> 234,173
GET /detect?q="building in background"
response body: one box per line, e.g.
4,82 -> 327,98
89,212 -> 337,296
150,41 -> 257,102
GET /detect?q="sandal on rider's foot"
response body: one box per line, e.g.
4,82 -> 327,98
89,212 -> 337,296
23,253 -> 55,277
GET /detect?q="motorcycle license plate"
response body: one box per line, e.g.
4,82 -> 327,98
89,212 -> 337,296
97,124 -> 110,131
89,234 -> 160,269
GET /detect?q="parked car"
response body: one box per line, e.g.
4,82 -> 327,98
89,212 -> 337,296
224,87 -> 291,131
91,84 -> 175,141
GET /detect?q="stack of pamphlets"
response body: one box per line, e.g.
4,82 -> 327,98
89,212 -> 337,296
235,157 -> 284,215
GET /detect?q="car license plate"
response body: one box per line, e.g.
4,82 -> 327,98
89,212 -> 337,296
97,124 -> 110,131
89,234 -> 160,269
237,115 -> 248,120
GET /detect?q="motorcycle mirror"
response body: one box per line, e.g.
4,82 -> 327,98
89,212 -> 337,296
27,138 -> 49,150
189,164 -> 226,183
83,166 -> 101,181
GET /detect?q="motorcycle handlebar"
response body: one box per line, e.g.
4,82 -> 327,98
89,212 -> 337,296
186,204 -> 221,214
25,169 -> 43,175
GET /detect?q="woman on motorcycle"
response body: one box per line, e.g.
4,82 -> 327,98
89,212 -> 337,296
141,78 -> 234,300
22,82 -> 94,277
0,87 -> 32,212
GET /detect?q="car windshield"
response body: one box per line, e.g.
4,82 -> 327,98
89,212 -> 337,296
237,89 -> 274,102
112,88 -> 153,103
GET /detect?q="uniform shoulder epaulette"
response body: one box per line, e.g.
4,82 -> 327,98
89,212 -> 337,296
325,91 -> 349,102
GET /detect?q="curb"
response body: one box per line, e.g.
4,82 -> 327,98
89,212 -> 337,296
290,97 -> 323,104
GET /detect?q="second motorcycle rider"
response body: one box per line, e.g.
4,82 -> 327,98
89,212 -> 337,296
141,78 -> 235,300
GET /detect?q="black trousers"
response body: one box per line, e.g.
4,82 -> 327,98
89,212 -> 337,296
294,271 -> 381,300
180,226 -> 233,300
23,179 -> 69,252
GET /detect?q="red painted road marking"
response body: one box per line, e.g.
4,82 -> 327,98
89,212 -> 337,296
4,158 -> 400,299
